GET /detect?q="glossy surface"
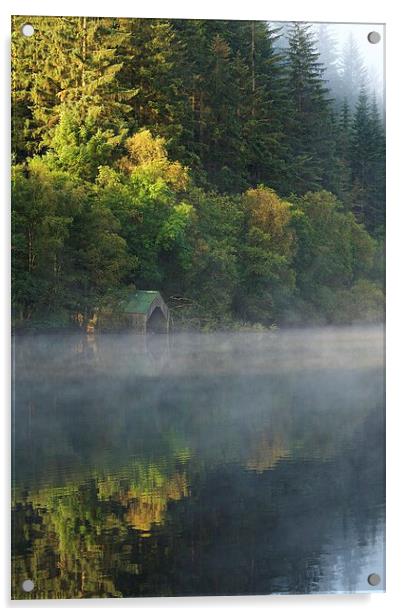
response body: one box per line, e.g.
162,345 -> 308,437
12,327 -> 385,598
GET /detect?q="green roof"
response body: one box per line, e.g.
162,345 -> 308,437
122,291 -> 160,314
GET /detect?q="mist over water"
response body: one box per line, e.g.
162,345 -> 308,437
12,326 -> 385,598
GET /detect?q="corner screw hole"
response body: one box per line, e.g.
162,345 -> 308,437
21,24 -> 35,37
22,579 -> 34,592
368,573 -> 381,586
367,31 -> 381,44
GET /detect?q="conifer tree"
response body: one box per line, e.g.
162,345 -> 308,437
338,34 -> 367,110
316,24 -> 341,106
350,87 -> 373,223
238,21 -> 289,193
12,17 -> 136,157
335,99 -> 353,203
284,23 -> 334,194
115,18 -> 190,162
367,94 -> 386,234
349,88 -> 385,234
200,33 -> 245,191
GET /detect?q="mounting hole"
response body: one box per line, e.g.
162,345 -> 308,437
367,31 -> 381,44
367,573 -> 381,586
21,24 -> 35,37
22,579 -> 34,592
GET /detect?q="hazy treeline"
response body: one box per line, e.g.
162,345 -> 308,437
281,24 -> 384,112
11,17 -> 385,329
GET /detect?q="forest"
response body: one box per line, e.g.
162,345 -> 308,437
11,17 -> 385,330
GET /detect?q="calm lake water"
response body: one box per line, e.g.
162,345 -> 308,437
12,327 -> 385,599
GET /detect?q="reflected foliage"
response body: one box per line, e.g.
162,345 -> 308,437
12,330 -> 385,598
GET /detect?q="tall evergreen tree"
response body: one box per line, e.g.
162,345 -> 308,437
335,98 -> 353,203
115,18 -> 190,163
11,16 -> 136,158
238,21 -> 289,193
316,24 -> 341,106
350,87 -> 371,218
170,20 -> 288,193
284,23 -> 335,194
338,34 -> 367,111
367,94 -> 386,234
350,87 -> 385,234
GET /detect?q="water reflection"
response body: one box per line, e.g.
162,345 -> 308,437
12,327 -> 385,598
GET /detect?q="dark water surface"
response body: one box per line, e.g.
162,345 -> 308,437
12,327 -> 385,599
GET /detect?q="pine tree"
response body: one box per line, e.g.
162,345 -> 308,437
284,23 -> 334,194
349,87 -> 385,233
316,24 -> 341,106
195,33 -> 243,191
338,34 -> 367,111
238,21 -> 289,193
171,19 -> 288,193
169,19 -> 212,181
166,20 -> 243,191
115,18 -> 190,162
335,98 -> 353,203
350,87 -> 372,222
12,16 -> 60,158
367,94 -> 385,234
11,17 -> 136,158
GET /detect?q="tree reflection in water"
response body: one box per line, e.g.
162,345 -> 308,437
12,328 -> 385,598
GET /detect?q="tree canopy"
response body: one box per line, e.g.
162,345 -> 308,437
11,17 -> 385,329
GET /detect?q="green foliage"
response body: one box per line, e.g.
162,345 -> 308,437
11,157 -> 133,325
177,188 -> 243,323
292,191 -> 367,286
286,190 -> 379,324
284,24 -> 337,195
236,187 -> 296,324
332,280 -> 384,324
12,159 -> 82,322
46,109 -> 124,181
11,17 -> 385,330
95,131 -> 192,292
350,88 -> 385,235
11,16 -> 135,159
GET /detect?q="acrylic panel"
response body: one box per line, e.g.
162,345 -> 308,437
11,16 -> 385,599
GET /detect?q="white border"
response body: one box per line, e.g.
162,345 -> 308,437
1,1 -> 401,614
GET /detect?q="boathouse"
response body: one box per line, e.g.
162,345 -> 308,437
123,291 -> 170,334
